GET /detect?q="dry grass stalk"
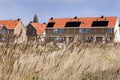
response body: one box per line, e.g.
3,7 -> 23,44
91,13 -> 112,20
0,42 -> 120,80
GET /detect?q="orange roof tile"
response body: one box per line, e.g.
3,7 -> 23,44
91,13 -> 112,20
46,16 -> 118,28
0,20 -> 20,29
30,22 -> 46,35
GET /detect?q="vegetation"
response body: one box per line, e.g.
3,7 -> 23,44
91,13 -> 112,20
0,42 -> 120,80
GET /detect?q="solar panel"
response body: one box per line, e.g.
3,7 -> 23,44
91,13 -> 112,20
65,22 -> 81,27
46,22 -> 55,27
92,21 -> 109,27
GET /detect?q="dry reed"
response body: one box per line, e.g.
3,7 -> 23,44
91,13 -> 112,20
0,42 -> 120,80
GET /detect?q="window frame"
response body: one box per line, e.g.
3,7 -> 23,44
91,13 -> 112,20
85,28 -> 91,33
108,28 -> 114,33
53,29 -> 59,34
79,28 -> 85,33
59,29 -> 64,34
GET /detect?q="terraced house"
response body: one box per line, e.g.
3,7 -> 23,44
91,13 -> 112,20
0,19 -> 27,43
46,16 -> 120,43
27,22 -> 46,43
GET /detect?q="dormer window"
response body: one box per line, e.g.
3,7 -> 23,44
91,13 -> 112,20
92,21 -> 109,27
47,22 -> 55,27
65,22 -> 81,27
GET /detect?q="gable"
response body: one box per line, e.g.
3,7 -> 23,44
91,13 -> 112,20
28,22 -> 46,35
14,21 -> 26,35
27,24 -> 36,31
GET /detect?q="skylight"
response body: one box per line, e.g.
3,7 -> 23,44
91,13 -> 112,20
46,22 -> 55,27
92,21 -> 109,27
65,22 -> 81,27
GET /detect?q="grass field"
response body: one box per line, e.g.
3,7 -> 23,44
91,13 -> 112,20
0,42 -> 120,80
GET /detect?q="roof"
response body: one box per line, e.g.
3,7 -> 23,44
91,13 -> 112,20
0,20 -> 20,29
46,16 -> 118,28
30,22 -> 46,35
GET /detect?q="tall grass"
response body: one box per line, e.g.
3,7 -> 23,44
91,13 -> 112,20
0,42 -> 120,80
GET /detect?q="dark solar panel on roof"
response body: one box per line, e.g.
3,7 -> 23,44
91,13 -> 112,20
92,21 -> 109,27
47,22 -> 55,27
65,22 -> 81,27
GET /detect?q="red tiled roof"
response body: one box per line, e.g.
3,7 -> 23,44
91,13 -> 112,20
47,16 -> 118,28
30,22 -> 46,35
0,20 -> 20,29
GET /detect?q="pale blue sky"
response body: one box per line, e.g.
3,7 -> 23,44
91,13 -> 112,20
0,0 -> 119,25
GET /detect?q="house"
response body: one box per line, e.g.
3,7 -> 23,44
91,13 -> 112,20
45,16 -> 120,43
26,22 -> 46,43
0,19 -> 27,43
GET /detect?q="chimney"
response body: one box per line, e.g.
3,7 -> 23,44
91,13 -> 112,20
30,21 -> 32,23
43,22 -> 46,24
50,17 -> 53,20
74,16 -> 77,19
100,15 -> 104,18
18,18 -> 20,21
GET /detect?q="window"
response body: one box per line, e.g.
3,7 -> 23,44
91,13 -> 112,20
92,21 -> 109,27
53,29 -> 58,34
65,22 -> 81,27
108,28 -> 114,33
59,29 -> 64,34
51,37 -> 59,40
1,29 -> 7,34
47,22 -> 55,27
79,29 -> 84,33
86,28 -> 91,33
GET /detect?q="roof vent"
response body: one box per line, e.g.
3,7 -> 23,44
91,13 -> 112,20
50,17 -> 53,20
74,16 -> 77,19
30,21 -> 32,23
17,18 -> 20,21
43,22 -> 46,24
100,15 -> 104,18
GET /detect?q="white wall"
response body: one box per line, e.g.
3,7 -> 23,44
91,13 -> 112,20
114,18 -> 120,43
39,31 -> 46,43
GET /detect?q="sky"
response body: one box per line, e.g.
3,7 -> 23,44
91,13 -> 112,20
0,0 -> 120,25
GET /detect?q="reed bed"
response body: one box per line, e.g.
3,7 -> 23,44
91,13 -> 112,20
0,42 -> 120,80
